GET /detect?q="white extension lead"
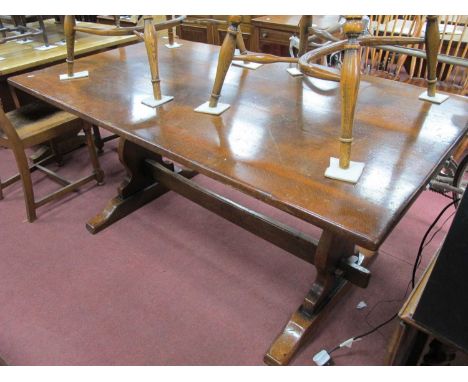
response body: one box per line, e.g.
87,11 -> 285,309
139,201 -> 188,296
313,337 -> 362,366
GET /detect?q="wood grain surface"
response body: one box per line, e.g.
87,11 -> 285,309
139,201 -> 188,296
8,38 -> 468,250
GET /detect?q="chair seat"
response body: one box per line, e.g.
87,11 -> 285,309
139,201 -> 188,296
1,101 -> 80,148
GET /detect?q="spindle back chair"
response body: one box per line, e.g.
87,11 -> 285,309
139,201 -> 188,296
62,15 -> 186,147
196,15 -> 443,183
362,15 -> 425,79
406,15 -> 467,95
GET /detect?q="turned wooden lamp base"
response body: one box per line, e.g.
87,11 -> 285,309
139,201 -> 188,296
324,157 -> 365,184
59,70 -> 89,80
418,91 -> 449,104
194,101 -> 231,115
141,95 -> 174,108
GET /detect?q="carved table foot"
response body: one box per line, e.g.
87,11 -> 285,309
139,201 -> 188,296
86,182 -> 169,234
86,138 -> 196,234
264,230 -> 362,365
265,278 -> 348,365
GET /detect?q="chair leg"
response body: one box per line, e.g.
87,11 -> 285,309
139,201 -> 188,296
92,125 -> 104,153
13,149 -> 37,222
83,122 -> 104,185
50,139 -> 64,166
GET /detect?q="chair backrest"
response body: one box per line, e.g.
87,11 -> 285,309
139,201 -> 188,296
407,15 -> 467,95
294,16 -> 344,57
63,15 -> 145,77
362,15 -> 424,78
64,15 -> 186,77
0,99 -> 22,148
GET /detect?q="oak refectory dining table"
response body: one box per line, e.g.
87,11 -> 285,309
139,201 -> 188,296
7,38 -> 468,365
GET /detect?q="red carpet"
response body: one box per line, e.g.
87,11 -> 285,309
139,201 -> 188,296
0,137 -> 455,365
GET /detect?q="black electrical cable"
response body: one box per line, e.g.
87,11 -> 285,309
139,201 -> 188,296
328,284 -> 410,355
328,309 -> 400,354
411,198 -> 459,289
423,211 -> 456,251
328,314 -> 398,355
415,210 -> 456,271
324,197 -> 460,357
354,312 -> 398,341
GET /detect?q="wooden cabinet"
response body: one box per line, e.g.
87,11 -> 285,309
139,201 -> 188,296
176,16 -> 255,50
178,23 -> 211,44
251,16 -> 301,56
96,15 -> 140,27
176,15 -> 299,55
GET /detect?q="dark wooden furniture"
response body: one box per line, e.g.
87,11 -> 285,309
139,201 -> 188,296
8,37 -> 468,364
387,189 -> 468,365
96,15 -> 141,27
177,16 -> 254,50
251,15 -> 302,55
250,15 -> 343,56
0,100 -> 103,222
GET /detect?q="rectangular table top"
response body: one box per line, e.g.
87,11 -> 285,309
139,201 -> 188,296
0,19 -> 137,76
8,39 -> 468,250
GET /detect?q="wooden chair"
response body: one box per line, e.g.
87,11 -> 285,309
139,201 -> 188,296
294,15 -> 345,57
0,99 -> 104,222
61,15 -> 147,149
362,15 -> 425,79
404,15 -> 468,95
0,15 -> 52,46
62,15 -> 186,147
62,15 -> 145,80
132,15 -> 186,106
198,16 -> 442,183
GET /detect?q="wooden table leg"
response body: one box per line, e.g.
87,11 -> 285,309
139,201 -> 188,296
264,230 -> 357,366
86,138 -> 196,234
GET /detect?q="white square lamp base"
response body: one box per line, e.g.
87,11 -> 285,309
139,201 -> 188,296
35,44 -> 58,51
286,67 -> 303,77
59,70 -> 89,80
232,61 -> 263,70
419,91 -> 449,104
165,42 -> 182,49
141,95 -> 174,107
324,157 -> 365,184
194,101 -> 230,115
